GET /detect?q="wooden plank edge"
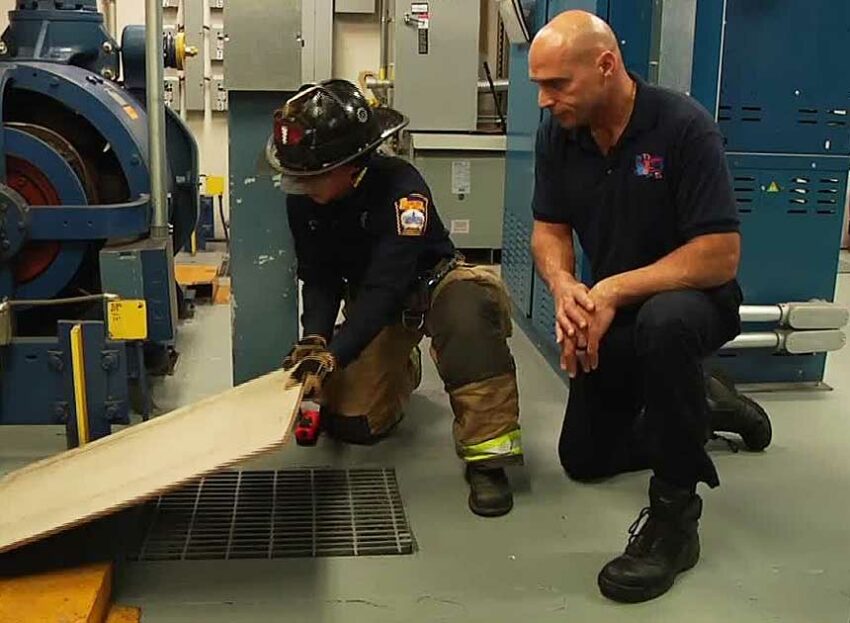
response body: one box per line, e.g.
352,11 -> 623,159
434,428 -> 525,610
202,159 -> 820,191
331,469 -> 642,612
105,605 -> 142,623
0,434 -> 293,556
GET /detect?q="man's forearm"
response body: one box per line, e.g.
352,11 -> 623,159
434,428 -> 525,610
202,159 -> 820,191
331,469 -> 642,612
598,233 -> 740,308
532,221 -> 578,291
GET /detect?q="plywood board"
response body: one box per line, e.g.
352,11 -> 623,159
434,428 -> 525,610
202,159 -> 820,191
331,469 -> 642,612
0,370 -> 300,554
0,562 -> 112,623
106,605 -> 142,623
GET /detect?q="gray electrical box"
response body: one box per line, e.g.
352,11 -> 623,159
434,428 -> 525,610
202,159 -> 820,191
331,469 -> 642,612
211,76 -> 228,111
211,26 -> 226,62
164,76 -> 180,109
224,0 -> 302,91
335,0 -> 374,13
184,0 -> 206,111
411,133 -> 506,250
394,0 -> 480,131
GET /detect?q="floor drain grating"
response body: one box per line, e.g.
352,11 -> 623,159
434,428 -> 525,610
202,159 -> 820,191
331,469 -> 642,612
129,468 -> 416,561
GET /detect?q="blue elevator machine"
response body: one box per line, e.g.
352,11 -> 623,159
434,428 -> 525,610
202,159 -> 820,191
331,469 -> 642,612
502,0 -> 849,385
0,1 -> 199,440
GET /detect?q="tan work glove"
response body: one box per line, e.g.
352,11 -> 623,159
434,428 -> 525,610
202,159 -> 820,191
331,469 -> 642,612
285,350 -> 337,398
283,335 -> 328,371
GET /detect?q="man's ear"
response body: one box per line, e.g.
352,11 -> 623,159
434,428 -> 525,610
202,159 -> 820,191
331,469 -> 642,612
598,50 -> 616,78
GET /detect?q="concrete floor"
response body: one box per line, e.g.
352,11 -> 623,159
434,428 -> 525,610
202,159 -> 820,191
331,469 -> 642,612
2,274 -> 850,622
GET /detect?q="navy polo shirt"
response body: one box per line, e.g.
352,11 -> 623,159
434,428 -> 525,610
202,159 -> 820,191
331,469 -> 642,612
533,75 -> 740,306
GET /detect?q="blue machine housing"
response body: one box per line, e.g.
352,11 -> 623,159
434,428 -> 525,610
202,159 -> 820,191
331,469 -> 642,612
502,0 -> 849,384
0,0 -> 199,436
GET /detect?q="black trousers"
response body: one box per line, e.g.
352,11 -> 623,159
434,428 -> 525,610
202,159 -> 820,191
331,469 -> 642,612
558,289 -> 741,489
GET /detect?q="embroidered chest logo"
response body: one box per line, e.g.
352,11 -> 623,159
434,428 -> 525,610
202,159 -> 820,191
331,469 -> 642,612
635,153 -> 664,179
396,193 -> 429,237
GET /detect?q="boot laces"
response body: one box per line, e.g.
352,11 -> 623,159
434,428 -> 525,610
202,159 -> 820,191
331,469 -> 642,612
627,507 -> 652,547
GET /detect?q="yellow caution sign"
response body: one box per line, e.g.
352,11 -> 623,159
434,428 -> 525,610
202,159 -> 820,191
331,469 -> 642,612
205,175 -> 226,196
107,299 -> 148,341
766,181 -> 781,193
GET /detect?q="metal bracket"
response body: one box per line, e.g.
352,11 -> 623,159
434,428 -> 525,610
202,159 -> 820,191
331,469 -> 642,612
211,76 -> 228,111
0,302 -> 10,346
211,27 -> 227,62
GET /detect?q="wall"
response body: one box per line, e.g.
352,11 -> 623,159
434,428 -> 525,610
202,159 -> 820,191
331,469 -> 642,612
333,13 -> 381,84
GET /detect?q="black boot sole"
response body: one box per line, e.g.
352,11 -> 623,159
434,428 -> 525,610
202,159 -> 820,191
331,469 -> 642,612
468,493 -> 514,518
738,394 -> 772,452
597,552 -> 699,604
465,467 -> 514,517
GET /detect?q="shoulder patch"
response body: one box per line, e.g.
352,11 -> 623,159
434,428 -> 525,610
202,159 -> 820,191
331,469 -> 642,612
395,193 -> 429,237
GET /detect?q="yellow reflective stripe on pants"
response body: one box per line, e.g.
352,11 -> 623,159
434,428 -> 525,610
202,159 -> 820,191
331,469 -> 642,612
460,429 -> 523,463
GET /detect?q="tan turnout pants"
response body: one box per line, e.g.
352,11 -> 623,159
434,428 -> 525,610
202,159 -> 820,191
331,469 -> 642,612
321,264 -> 522,464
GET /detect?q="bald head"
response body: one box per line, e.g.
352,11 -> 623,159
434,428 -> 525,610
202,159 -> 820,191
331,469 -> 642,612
533,10 -> 619,64
528,10 -> 631,129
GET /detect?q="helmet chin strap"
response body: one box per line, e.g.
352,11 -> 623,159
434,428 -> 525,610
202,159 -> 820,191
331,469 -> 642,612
352,167 -> 369,189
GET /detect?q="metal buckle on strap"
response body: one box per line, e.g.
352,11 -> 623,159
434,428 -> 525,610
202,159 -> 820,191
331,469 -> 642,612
426,255 -> 461,290
402,309 -> 425,331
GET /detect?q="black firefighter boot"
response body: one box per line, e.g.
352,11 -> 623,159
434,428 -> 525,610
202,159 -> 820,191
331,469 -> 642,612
598,477 -> 702,603
705,373 -> 772,451
465,464 -> 513,517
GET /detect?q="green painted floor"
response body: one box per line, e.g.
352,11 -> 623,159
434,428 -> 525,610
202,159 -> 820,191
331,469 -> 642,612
2,273 -> 849,622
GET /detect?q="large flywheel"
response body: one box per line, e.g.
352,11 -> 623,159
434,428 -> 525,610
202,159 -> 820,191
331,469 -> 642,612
4,121 -> 100,293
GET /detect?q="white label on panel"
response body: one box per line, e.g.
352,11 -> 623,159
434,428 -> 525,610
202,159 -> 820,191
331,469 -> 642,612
411,3 -> 429,13
451,160 -> 471,195
451,220 -> 471,235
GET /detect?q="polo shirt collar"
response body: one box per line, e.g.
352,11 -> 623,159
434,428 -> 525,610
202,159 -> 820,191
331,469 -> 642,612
571,72 -> 658,152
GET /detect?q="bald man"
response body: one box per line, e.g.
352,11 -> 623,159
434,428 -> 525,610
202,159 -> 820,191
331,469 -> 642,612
528,11 -> 771,603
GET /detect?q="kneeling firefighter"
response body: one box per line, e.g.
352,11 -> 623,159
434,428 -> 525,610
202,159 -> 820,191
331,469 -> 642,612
271,79 -> 523,517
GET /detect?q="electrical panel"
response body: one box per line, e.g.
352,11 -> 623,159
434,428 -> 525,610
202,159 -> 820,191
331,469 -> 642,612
393,0 -> 480,131
211,76 -> 228,111
223,0 -> 301,91
211,27 -> 226,62
183,0 -> 205,111
164,76 -> 180,109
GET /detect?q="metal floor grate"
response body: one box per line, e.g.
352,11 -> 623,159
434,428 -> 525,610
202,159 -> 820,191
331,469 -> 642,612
129,469 -> 416,561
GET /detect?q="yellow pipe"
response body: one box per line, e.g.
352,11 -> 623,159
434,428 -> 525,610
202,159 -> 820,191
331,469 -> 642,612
70,324 -> 90,446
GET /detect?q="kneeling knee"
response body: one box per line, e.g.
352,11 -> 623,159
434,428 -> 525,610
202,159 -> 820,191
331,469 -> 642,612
559,454 -> 611,482
635,292 -> 702,352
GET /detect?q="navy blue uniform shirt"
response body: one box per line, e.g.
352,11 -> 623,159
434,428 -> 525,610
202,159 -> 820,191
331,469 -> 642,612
287,156 -> 455,367
533,74 -> 741,311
